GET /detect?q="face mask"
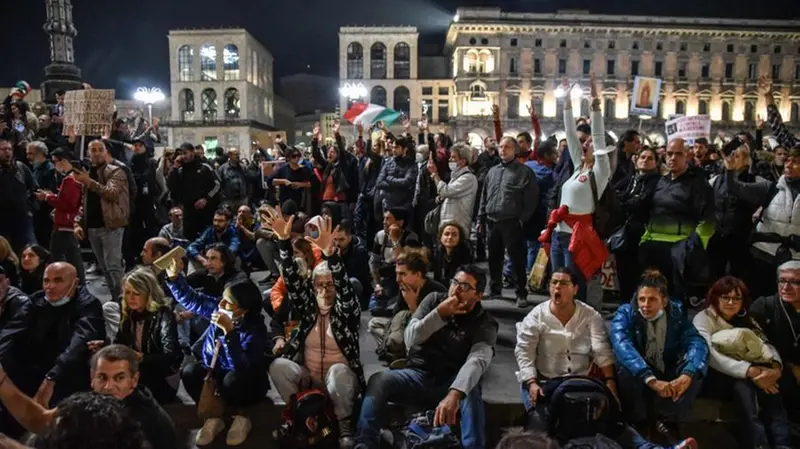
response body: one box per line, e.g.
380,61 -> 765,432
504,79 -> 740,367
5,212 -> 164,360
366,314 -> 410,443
416,153 -> 425,164
49,280 -> 77,307
295,257 -> 309,277
217,308 -> 234,320
448,162 -> 458,172
308,229 -> 319,239
642,308 -> 665,322
316,291 -> 332,313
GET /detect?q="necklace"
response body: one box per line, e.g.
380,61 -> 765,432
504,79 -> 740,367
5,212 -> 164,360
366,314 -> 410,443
779,300 -> 800,348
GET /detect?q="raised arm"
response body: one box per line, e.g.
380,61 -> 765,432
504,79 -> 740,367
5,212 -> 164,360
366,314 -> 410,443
165,271 -> 220,320
760,75 -> 799,149
492,105 -> 502,142
562,80 -> 583,169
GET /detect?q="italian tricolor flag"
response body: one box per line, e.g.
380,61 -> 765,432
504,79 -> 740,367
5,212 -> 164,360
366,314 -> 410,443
343,102 -> 402,126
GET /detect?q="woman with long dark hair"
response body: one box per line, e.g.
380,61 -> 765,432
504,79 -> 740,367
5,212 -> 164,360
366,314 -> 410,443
431,222 -> 473,285
19,244 -> 50,295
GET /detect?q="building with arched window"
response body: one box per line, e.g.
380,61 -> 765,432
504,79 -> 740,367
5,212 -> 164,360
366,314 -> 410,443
167,29 -> 292,157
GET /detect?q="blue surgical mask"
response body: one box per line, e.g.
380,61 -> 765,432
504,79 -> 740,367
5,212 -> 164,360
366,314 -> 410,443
49,296 -> 72,307
309,229 -> 320,239
643,308 -> 665,322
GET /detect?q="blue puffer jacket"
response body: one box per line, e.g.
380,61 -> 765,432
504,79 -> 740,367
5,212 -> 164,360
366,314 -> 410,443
187,224 -> 241,259
610,299 -> 708,380
166,275 -> 267,374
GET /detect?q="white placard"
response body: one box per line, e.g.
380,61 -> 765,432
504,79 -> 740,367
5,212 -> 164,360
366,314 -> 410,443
630,76 -> 662,117
665,115 -> 711,145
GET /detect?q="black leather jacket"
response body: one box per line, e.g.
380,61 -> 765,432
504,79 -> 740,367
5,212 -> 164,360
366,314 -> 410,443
115,307 -> 181,375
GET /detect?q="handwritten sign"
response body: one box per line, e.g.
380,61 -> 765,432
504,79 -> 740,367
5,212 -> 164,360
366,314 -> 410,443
62,89 -> 116,136
665,115 -> 711,145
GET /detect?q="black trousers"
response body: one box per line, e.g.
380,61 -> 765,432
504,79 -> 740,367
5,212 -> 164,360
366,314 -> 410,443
181,362 -> 269,409
487,219 -> 527,298
183,206 -> 216,241
706,233 -> 751,281
638,241 -> 683,298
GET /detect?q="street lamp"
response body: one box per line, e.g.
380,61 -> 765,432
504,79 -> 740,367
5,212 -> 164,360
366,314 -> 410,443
555,85 -> 583,99
339,82 -> 368,101
134,87 -> 165,123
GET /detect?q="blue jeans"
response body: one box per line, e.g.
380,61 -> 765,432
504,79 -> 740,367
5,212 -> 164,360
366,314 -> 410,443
550,231 -> 586,301
355,368 -> 485,449
503,238 -> 541,279
520,383 -> 668,449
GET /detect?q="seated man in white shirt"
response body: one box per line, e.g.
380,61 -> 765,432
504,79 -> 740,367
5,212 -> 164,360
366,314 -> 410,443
515,267 -> 697,449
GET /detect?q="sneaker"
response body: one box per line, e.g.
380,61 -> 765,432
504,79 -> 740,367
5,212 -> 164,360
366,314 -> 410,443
389,358 -> 407,370
338,418 -> 354,449
195,418 -> 225,446
516,297 -> 529,308
226,415 -> 251,446
655,420 -> 681,445
672,437 -> 698,449
86,263 -> 103,275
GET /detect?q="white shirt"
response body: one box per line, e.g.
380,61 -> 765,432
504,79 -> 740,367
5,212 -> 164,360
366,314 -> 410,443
515,299 -> 615,383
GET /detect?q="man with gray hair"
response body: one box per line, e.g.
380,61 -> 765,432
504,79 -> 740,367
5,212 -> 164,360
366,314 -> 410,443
26,141 -> 57,248
428,142 -> 478,233
751,260 -> 800,415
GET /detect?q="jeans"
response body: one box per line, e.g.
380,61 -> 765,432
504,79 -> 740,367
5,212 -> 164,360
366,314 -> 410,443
355,368 -> 485,449
488,219 -> 527,298
269,358 -> 359,420
550,231 -> 587,301
520,382 -> 668,449
176,304 -> 210,350
87,227 -> 124,301
181,361 -> 268,409
616,365 -> 703,424
50,230 -> 86,284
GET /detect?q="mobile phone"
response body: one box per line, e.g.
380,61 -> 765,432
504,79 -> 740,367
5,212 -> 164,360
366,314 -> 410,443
721,137 -> 743,157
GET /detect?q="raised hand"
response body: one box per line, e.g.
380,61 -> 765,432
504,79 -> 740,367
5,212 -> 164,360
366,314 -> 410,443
332,120 -> 340,135
491,104 -> 500,120
305,215 -> 337,256
590,72 -> 598,99
312,122 -> 321,139
526,99 -> 536,117
355,122 -> 364,136
756,114 -> 764,130
262,206 -> 295,241
758,75 -> 773,96
401,115 -> 411,131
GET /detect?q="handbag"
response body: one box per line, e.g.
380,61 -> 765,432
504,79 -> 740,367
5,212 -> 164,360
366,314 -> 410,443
424,204 -> 442,236
197,340 -> 225,420
528,248 -> 549,291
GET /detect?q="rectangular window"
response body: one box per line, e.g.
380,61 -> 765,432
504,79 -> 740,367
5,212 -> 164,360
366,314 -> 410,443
437,100 -> 449,123
583,59 -> 591,75
509,57 -> 518,74
534,58 -> 542,74
631,60 -> 639,76
423,100 -> 433,121
535,39 -> 542,48
751,44 -> 758,53
727,44 -> 734,52
748,63 -> 757,80
795,64 -> 800,81
678,61 -> 687,78
608,40 -> 616,49
703,43 -> 711,52
560,39 -> 567,48
510,38 -> 518,47
422,87 -> 433,96
656,42 -> 663,51
655,61 -> 663,77
438,86 -> 449,96
774,45 -> 782,54
772,64 -> 781,79
632,41 -> 639,50
584,41 -> 591,49
725,62 -> 734,79
680,42 -> 688,51
507,95 -> 520,119
607,59 -> 615,76
558,59 -> 567,75
701,63 -> 710,79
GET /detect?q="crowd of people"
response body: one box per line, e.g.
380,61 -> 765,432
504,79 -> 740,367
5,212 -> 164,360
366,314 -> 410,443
0,72 -> 796,449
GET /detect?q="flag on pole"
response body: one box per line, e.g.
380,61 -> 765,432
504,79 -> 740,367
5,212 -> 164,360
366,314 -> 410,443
342,102 -> 402,126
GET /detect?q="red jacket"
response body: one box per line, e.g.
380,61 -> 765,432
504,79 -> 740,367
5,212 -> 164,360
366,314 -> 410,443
46,174 -> 83,230
539,205 -> 608,280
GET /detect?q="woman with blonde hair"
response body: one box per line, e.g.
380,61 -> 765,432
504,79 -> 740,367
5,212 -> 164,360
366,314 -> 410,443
0,236 -> 20,287
101,268 -> 182,403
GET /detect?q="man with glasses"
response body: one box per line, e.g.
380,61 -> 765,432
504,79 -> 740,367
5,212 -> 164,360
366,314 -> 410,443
355,264 -> 497,449
751,260 -> 800,416
269,146 -> 311,208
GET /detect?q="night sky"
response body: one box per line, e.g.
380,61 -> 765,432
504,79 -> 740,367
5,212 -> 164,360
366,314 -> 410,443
2,0 -> 798,100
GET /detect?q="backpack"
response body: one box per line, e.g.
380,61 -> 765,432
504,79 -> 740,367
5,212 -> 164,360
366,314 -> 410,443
275,388 -> 339,448
392,410 -> 461,449
547,376 -> 623,443
588,171 -> 624,240
562,434 -> 623,449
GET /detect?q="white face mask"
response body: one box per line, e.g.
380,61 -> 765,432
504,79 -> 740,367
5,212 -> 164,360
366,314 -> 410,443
416,153 -> 425,164
642,308 -> 665,322
316,291 -> 332,313
217,308 -> 234,320
448,162 -> 458,172
295,257 -> 309,278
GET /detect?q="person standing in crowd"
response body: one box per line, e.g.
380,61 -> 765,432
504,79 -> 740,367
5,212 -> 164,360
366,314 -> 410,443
168,142 -> 221,241
523,138 -> 558,273
73,140 -> 130,302
473,135 -> 501,262
26,141 -> 57,249
353,123 -> 385,246
312,121 -> 359,218
478,131 -> 538,307
217,148 -> 249,211
37,149 -> 86,284
0,138 -> 37,254
413,142 -> 437,248
750,260 -> 800,418
693,276 -> 791,449
639,138 -> 715,302
374,135 -> 418,224
690,138 -> 721,179
611,129 -> 643,193
611,273 -> 708,444
428,142 -> 478,234
269,146 -> 312,207
128,139 -> 160,269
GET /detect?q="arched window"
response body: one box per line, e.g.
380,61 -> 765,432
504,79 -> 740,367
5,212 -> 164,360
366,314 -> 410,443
507,95 -> 519,119
179,89 -> 194,121
201,88 -> 218,121
200,44 -> 217,81
224,88 -> 240,119
744,100 -> 755,122
371,43 -> 387,79
347,43 -> 363,79
470,84 -> 485,100
464,51 -> 479,73
722,101 -> 732,121
223,44 -> 240,80
178,45 -> 193,81
393,86 -> 410,116
698,99 -> 709,115
394,42 -> 411,79
604,98 -> 616,119
675,99 -> 686,115
370,86 -> 386,107
478,50 -> 495,73
792,102 -> 800,123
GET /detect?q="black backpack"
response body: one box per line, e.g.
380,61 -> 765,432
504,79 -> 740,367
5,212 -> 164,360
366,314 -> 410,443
547,376 -> 623,443
588,171 -> 624,240
275,388 -> 339,448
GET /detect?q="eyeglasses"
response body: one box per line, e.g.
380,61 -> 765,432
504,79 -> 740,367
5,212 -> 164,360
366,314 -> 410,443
718,294 -> 743,304
315,282 -> 335,291
550,279 -> 573,287
778,279 -> 800,287
450,279 -> 476,292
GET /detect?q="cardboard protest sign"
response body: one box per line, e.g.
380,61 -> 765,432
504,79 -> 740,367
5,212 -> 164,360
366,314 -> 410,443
630,76 -> 662,117
665,115 -> 711,145
62,89 -> 116,136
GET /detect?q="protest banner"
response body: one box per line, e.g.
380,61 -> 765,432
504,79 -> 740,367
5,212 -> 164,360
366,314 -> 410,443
62,89 -> 116,137
665,115 -> 711,145
630,76 -> 662,117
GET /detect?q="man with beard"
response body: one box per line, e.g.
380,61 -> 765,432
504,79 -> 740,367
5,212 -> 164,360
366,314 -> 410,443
0,138 -> 38,253
0,344 -> 176,449
217,148 -> 249,210
187,208 -> 241,271
26,141 -> 57,249
167,142 -> 221,240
